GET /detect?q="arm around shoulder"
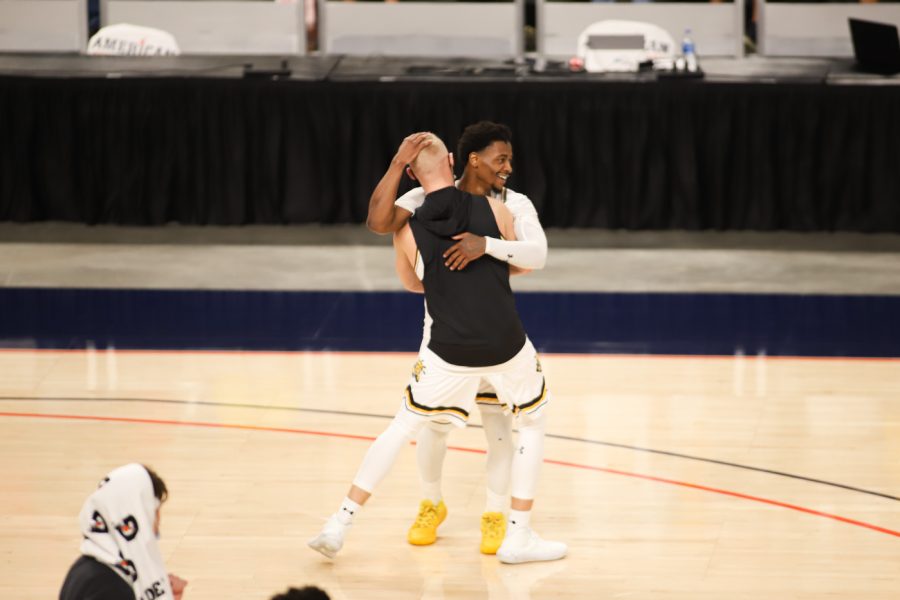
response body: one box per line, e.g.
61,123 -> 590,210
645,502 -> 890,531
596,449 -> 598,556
485,197 -> 548,270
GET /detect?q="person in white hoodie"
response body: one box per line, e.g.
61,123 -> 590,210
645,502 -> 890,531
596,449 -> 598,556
59,464 -> 187,600
366,122 -> 549,555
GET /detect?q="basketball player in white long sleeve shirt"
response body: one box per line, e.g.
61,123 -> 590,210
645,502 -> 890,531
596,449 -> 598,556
368,122 -> 548,554
310,131 -> 565,565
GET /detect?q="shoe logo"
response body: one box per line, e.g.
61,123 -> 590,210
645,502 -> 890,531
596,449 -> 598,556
518,446 -> 525,455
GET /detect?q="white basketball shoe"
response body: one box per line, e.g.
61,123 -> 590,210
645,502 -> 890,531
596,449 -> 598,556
496,526 -> 567,564
308,514 -> 349,559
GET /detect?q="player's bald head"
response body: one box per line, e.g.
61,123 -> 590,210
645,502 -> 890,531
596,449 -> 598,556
410,133 -> 450,179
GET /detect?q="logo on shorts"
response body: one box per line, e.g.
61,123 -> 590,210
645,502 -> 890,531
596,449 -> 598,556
412,359 -> 426,382
535,356 -> 543,373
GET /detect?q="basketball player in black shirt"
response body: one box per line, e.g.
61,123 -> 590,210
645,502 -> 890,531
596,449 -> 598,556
309,133 -> 566,565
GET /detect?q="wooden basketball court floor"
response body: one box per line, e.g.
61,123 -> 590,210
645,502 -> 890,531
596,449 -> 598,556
1,348 -> 898,599
1,226 -> 899,598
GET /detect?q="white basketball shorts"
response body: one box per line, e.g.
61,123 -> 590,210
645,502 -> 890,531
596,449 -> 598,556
401,337 -> 549,428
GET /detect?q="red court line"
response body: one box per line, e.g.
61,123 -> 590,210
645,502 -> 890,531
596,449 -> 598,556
2,410 -> 899,539
0,348 -> 897,362
0,411 -> 379,443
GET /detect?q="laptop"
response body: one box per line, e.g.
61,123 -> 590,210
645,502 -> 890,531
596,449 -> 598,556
849,18 -> 900,75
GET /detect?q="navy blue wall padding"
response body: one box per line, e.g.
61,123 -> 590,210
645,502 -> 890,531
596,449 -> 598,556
0,288 -> 897,357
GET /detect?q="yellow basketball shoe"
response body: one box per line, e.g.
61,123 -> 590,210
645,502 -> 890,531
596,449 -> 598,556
408,500 -> 447,546
480,511 -> 506,555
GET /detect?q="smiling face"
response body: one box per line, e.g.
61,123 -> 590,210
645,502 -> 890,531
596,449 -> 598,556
470,140 -> 513,195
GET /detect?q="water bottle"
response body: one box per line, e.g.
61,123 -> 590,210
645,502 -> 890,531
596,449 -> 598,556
682,28 -> 698,73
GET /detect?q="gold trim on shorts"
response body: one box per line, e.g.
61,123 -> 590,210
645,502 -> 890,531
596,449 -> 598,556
405,385 -> 470,422
512,378 -> 548,416
475,392 -> 501,406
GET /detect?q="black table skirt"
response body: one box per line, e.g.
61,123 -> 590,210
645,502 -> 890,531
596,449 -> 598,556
2,74 -> 899,231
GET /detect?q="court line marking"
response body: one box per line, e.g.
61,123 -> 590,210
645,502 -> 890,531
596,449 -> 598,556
1,410 -> 898,539
2,395 -> 897,503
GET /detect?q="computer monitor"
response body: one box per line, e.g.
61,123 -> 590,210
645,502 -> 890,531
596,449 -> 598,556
849,18 -> 900,76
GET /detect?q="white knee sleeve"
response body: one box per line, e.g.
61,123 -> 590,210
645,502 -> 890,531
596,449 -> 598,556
509,410 -> 547,501
416,421 -> 451,487
352,413 -> 422,493
481,409 -> 514,498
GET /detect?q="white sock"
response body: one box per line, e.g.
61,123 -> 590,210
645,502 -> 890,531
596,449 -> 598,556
485,489 -> 507,513
337,497 -> 360,525
508,509 -> 531,529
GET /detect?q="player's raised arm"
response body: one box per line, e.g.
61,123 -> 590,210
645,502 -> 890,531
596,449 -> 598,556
367,132 -> 431,234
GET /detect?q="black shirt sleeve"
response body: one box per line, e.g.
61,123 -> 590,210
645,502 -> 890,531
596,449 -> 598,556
60,555 -> 135,600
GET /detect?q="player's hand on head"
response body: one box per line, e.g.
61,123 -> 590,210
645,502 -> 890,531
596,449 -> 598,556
444,232 -> 486,271
395,132 -> 432,165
